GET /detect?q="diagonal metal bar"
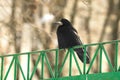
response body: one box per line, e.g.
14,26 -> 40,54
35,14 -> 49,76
16,56 -> 26,80
58,50 -> 69,76
44,53 -> 54,78
101,45 -> 114,71
86,45 -> 100,74
4,57 -> 15,80
30,53 -> 42,79
72,49 -> 82,75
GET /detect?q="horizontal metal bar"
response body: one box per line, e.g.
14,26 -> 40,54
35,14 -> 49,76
0,40 -> 120,58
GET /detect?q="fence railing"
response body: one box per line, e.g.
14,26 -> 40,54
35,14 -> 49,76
0,40 -> 120,80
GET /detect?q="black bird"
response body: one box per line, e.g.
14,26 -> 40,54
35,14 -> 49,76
55,18 -> 90,63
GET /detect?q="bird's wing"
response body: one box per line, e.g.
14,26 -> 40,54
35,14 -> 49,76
72,30 -> 83,45
71,27 -> 78,33
70,26 -> 84,45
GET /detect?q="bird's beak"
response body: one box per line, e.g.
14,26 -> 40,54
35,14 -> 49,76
53,21 -> 63,26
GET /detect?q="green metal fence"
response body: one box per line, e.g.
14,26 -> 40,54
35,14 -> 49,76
0,40 -> 120,80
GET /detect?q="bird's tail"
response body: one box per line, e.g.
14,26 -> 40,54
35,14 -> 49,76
74,48 -> 90,64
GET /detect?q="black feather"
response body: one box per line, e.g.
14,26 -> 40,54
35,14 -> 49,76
56,18 -> 90,63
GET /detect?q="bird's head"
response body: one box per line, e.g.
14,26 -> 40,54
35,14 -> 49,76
54,18 -> 72,27
60,18 -> 71,26
53,18 -> 78,33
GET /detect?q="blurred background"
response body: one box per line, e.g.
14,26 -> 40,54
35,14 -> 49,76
0,0 -> 120,79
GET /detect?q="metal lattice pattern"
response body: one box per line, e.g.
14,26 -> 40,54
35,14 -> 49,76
0,40 -> 120,80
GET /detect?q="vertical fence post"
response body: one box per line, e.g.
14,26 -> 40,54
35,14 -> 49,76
99,44 -> 102,73
69,48 -> 73,76
114,41 -> 118,71
14,56 -> 17,80
0,57 -> 4,80
27,53 -> 30,80
55,49 -> 59,78
83,45 -> 87,74
41,52 -> 45,79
